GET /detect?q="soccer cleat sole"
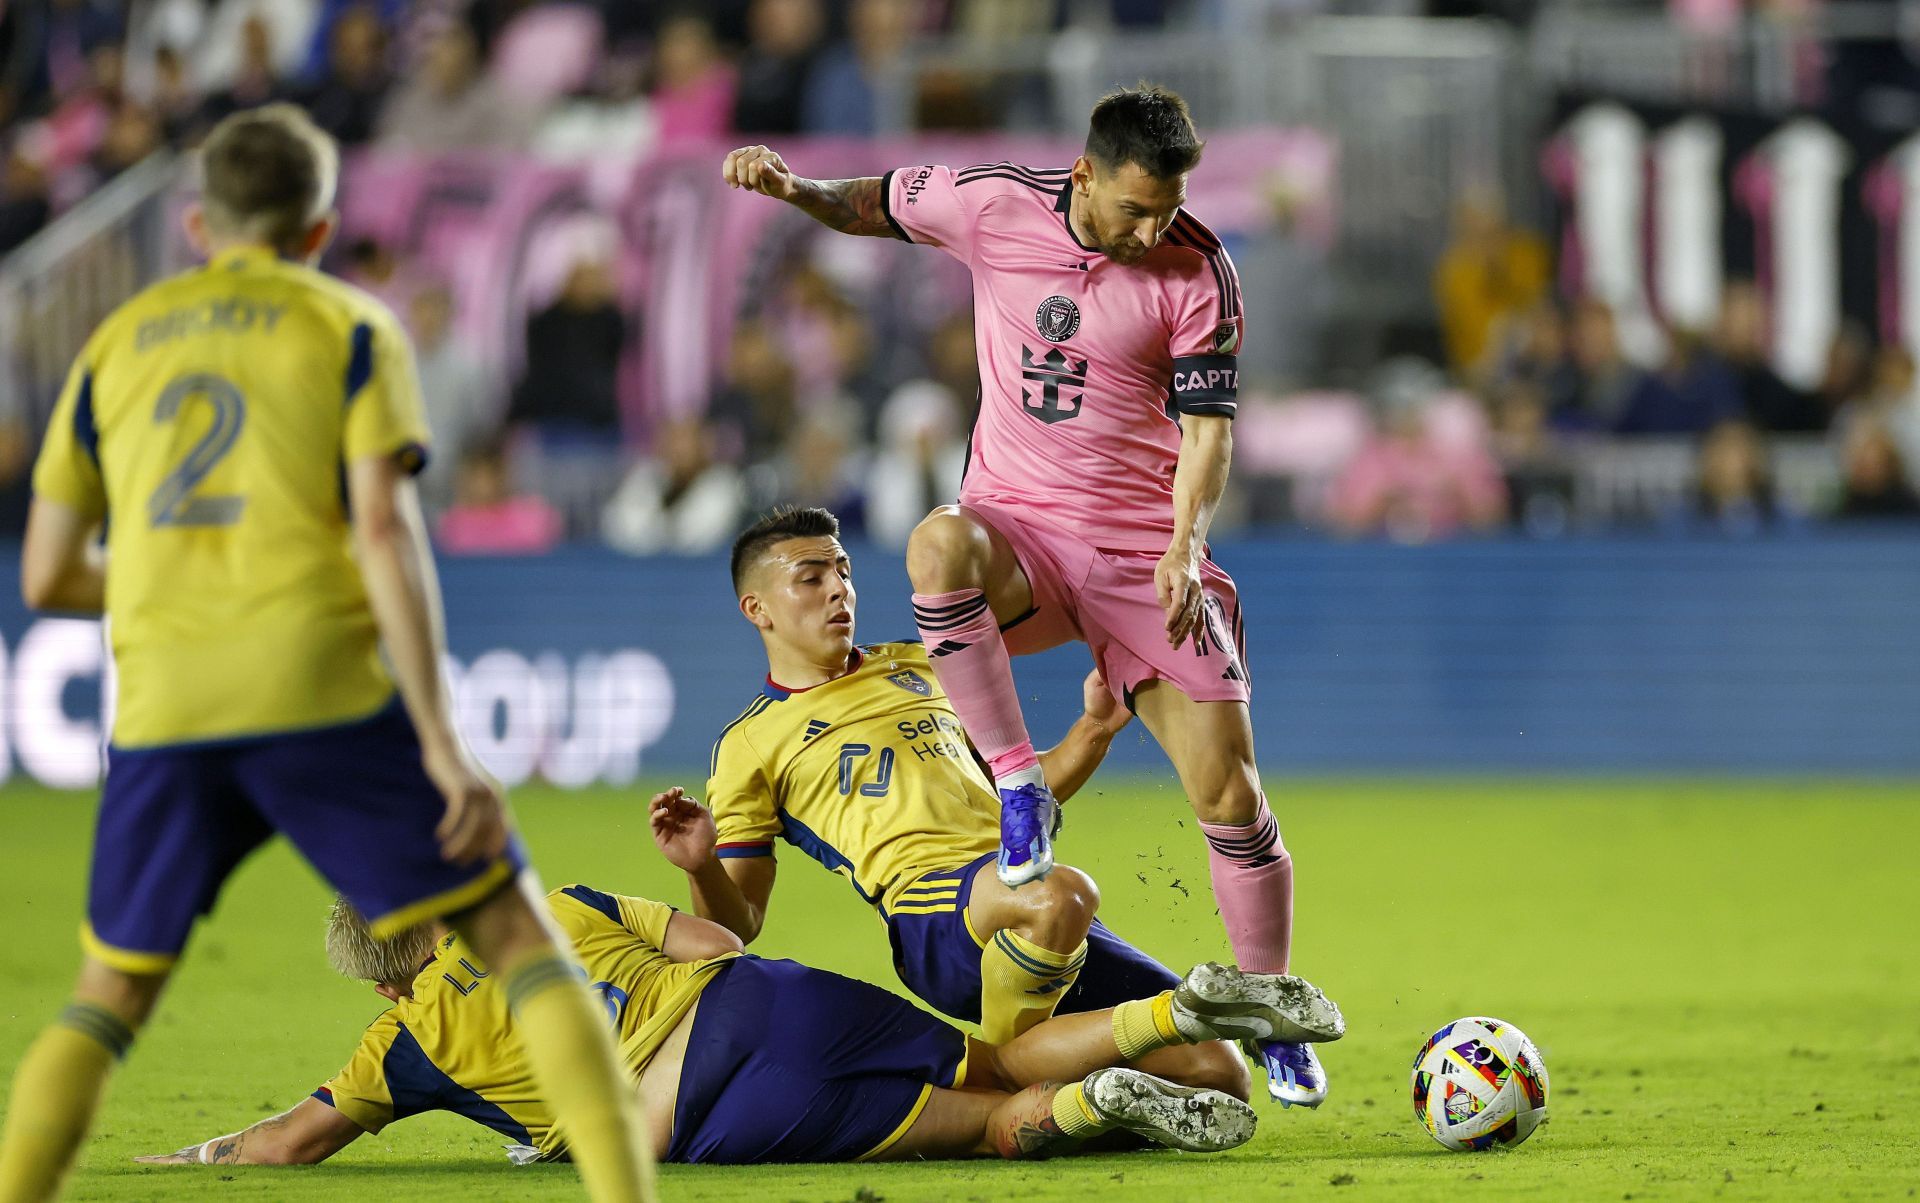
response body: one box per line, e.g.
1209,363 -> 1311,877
1173,963 -> 1346,1044
996,842 -> 1055,887
1083,1067 -> 1256,1154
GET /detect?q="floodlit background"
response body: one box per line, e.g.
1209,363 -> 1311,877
0,2 -> 1917,1199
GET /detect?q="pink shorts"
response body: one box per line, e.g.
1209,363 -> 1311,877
964,502 -> 1252,708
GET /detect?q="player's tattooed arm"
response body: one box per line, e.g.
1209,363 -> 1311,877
785,176 -> 896,238
720,145 -> 898,239
135,1099 -> 364,1165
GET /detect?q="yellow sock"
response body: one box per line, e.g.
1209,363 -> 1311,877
979,930 -> 1087,1044
503,954 -> 657,1203
1111,990 -> 1183,1060
0,1003 -> 133,1203
1049,1082 -> 1107,1139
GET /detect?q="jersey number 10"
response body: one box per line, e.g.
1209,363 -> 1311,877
148,373 -> 247,528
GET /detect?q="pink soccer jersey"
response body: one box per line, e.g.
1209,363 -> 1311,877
883,161 -> 1245,552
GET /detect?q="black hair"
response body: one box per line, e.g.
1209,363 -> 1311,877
1084,83 -> 1204,180
730,506 -> 841,594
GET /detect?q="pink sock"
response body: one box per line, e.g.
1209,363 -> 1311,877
1198,798 -> 1294,975
912,588 -> 1039,779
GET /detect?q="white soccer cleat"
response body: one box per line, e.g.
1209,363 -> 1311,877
1171,962 -> 1346,1044
1081,1067 -> 1257,1153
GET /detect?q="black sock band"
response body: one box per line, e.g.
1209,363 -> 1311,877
57,1002 -> 135,1061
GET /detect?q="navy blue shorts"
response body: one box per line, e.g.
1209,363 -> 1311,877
887,852 -> 1182,1025
84,700 -> 526,971
668,957 -> 968,1164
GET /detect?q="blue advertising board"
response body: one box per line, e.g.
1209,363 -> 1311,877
0,533 -> 1913,789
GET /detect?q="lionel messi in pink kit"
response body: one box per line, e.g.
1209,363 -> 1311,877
721,85 -> 1327,1107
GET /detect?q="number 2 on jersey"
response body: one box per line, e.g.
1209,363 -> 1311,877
148,373 -> 246,527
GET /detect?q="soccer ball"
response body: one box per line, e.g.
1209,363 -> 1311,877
1410,1016 -> 1549,1151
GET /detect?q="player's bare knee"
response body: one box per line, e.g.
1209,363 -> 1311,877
906,507 -> 991,592
1186,1040 -> 1253,1101
1021,865 -> 1099,947
1190,767 -> 1263,826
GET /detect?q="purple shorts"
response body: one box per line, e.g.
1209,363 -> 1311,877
965,502 -> 1252,709
84,700 -> 525,972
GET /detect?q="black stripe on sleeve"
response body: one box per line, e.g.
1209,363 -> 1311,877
878,168 -> 913,243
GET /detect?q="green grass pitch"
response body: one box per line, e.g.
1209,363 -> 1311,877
3,777 -> 1918,1202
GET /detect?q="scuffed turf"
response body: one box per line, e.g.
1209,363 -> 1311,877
3,778 -> 1918,1201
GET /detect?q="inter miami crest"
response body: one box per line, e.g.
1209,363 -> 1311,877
1035,295 -> 1081,343
888,670 -> 932,696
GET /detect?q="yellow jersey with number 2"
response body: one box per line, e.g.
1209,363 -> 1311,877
31,245 -> 430,749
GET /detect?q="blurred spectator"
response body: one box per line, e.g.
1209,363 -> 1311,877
801,0 -> 914,136
3,0 -> 125,119
1616,330 -> 1741,435
732,0 -> 825,135
711,318 -> 798,466
338,236 -> 405,306
1327,359 -> 1507,542
1685,419 -> 1776,535
1562,297 -> 1675,433
377,21 -> 529,150
0,418 -> 33,537
195,0 -> 318,96
1811,321 -> 1874,428
145,45 -> 201,144
0,145 -> 51,254
1713,279 -> 1824,432
434,440 -> 565,554
865,378 -> 969,548
758,400 -> 865,526
296,3 -> 390,146
1236,181 -> 1330,389
407,281 -> 496,512
510,251 -> 627,443
1432,188 -> 1549,383
1487,379 -> 1575,536
1491,301 -> 1580,415
1834,342 -> 1920,481
197,14 -> 291,130
1835,422 -> 1920,519
601,418 -> 746,554
650,13 -> 735,146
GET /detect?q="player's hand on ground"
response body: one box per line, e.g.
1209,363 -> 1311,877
133,1145 -> 202,1165
1156,546 -> 1205,648
1081,668 -> 1133,736
723,145 -> 798,199
423,742 -> 509,865
650,786 -> 718,871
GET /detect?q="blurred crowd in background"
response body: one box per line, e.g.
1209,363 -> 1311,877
3,0 -> 1919,553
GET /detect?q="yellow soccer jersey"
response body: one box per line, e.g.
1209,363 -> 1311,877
316,885 -> 736,1158
707,642 -> 1001,914
31,246 -> 430,747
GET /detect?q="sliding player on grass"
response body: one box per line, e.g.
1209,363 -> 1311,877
721,85 -> 1323,1105
650,507 -> 1338,1100
136,886 -> 1342,1167
0,105 -> 651,1203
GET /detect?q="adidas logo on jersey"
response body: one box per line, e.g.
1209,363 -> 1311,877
802,719 -> 831,742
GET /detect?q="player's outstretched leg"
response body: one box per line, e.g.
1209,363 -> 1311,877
989,1070 -> 1255,1159
453,880 -> 656,1203
1132,685 -> 1325,1106
907,507 -> 1056,888
0,960 -> 164,1203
